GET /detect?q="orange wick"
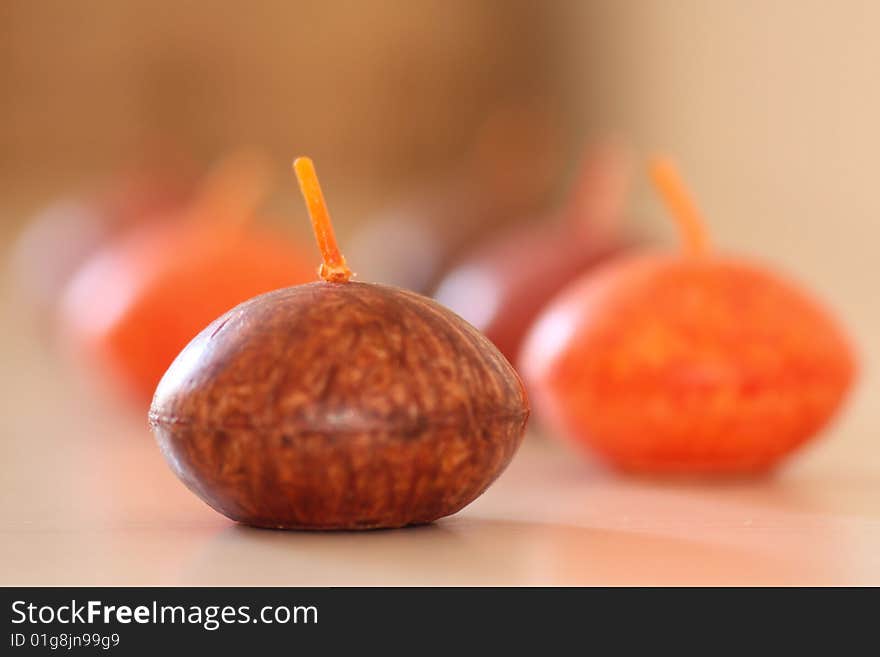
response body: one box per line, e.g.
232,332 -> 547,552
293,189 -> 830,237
649,157 -> 711,256
293,157 -> 352,283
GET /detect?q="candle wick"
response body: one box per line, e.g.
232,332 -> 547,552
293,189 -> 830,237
565,141 -> 631,244
293,157 -> 353,283
648,157 -> 711,257
192,150 -> 271,231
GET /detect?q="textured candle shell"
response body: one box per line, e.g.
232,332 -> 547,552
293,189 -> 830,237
149,281 -> 529,529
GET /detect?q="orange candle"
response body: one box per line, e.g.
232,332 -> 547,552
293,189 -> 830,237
60,153 -> 316,404
521,158 -> 857,474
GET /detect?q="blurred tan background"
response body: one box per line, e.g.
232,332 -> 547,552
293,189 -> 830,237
0,0 -> 574,227
1,1 -> 878,585
3,0 -> 874,414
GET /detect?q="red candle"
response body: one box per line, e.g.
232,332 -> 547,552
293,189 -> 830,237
347,104 -> 562,293
434,142 -> 637,364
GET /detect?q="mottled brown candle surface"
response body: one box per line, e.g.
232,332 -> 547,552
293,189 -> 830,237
149,281 -> 529,529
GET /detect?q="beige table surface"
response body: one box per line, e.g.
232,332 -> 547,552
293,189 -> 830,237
1,270 -> 878,587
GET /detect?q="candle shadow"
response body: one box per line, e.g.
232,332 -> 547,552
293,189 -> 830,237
177,515 -> 825,586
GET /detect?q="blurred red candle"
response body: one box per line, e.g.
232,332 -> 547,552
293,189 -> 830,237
348,103 -> 562,293
59,152 -> 316,404
521,158 -> 857,474
434,143 -> 636,364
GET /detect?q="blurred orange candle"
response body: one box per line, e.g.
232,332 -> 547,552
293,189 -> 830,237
521,158 -> 857,474
10,159 -> 195,318
59,152 -> 316,404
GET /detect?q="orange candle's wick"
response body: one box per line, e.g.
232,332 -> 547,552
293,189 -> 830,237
649,157 -> 711,256
293,157 -> 352,283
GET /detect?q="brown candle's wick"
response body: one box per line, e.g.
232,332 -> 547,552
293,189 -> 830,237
192,150 -> 271,230
293,157 -> 352,283
649,157 -> 711,256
